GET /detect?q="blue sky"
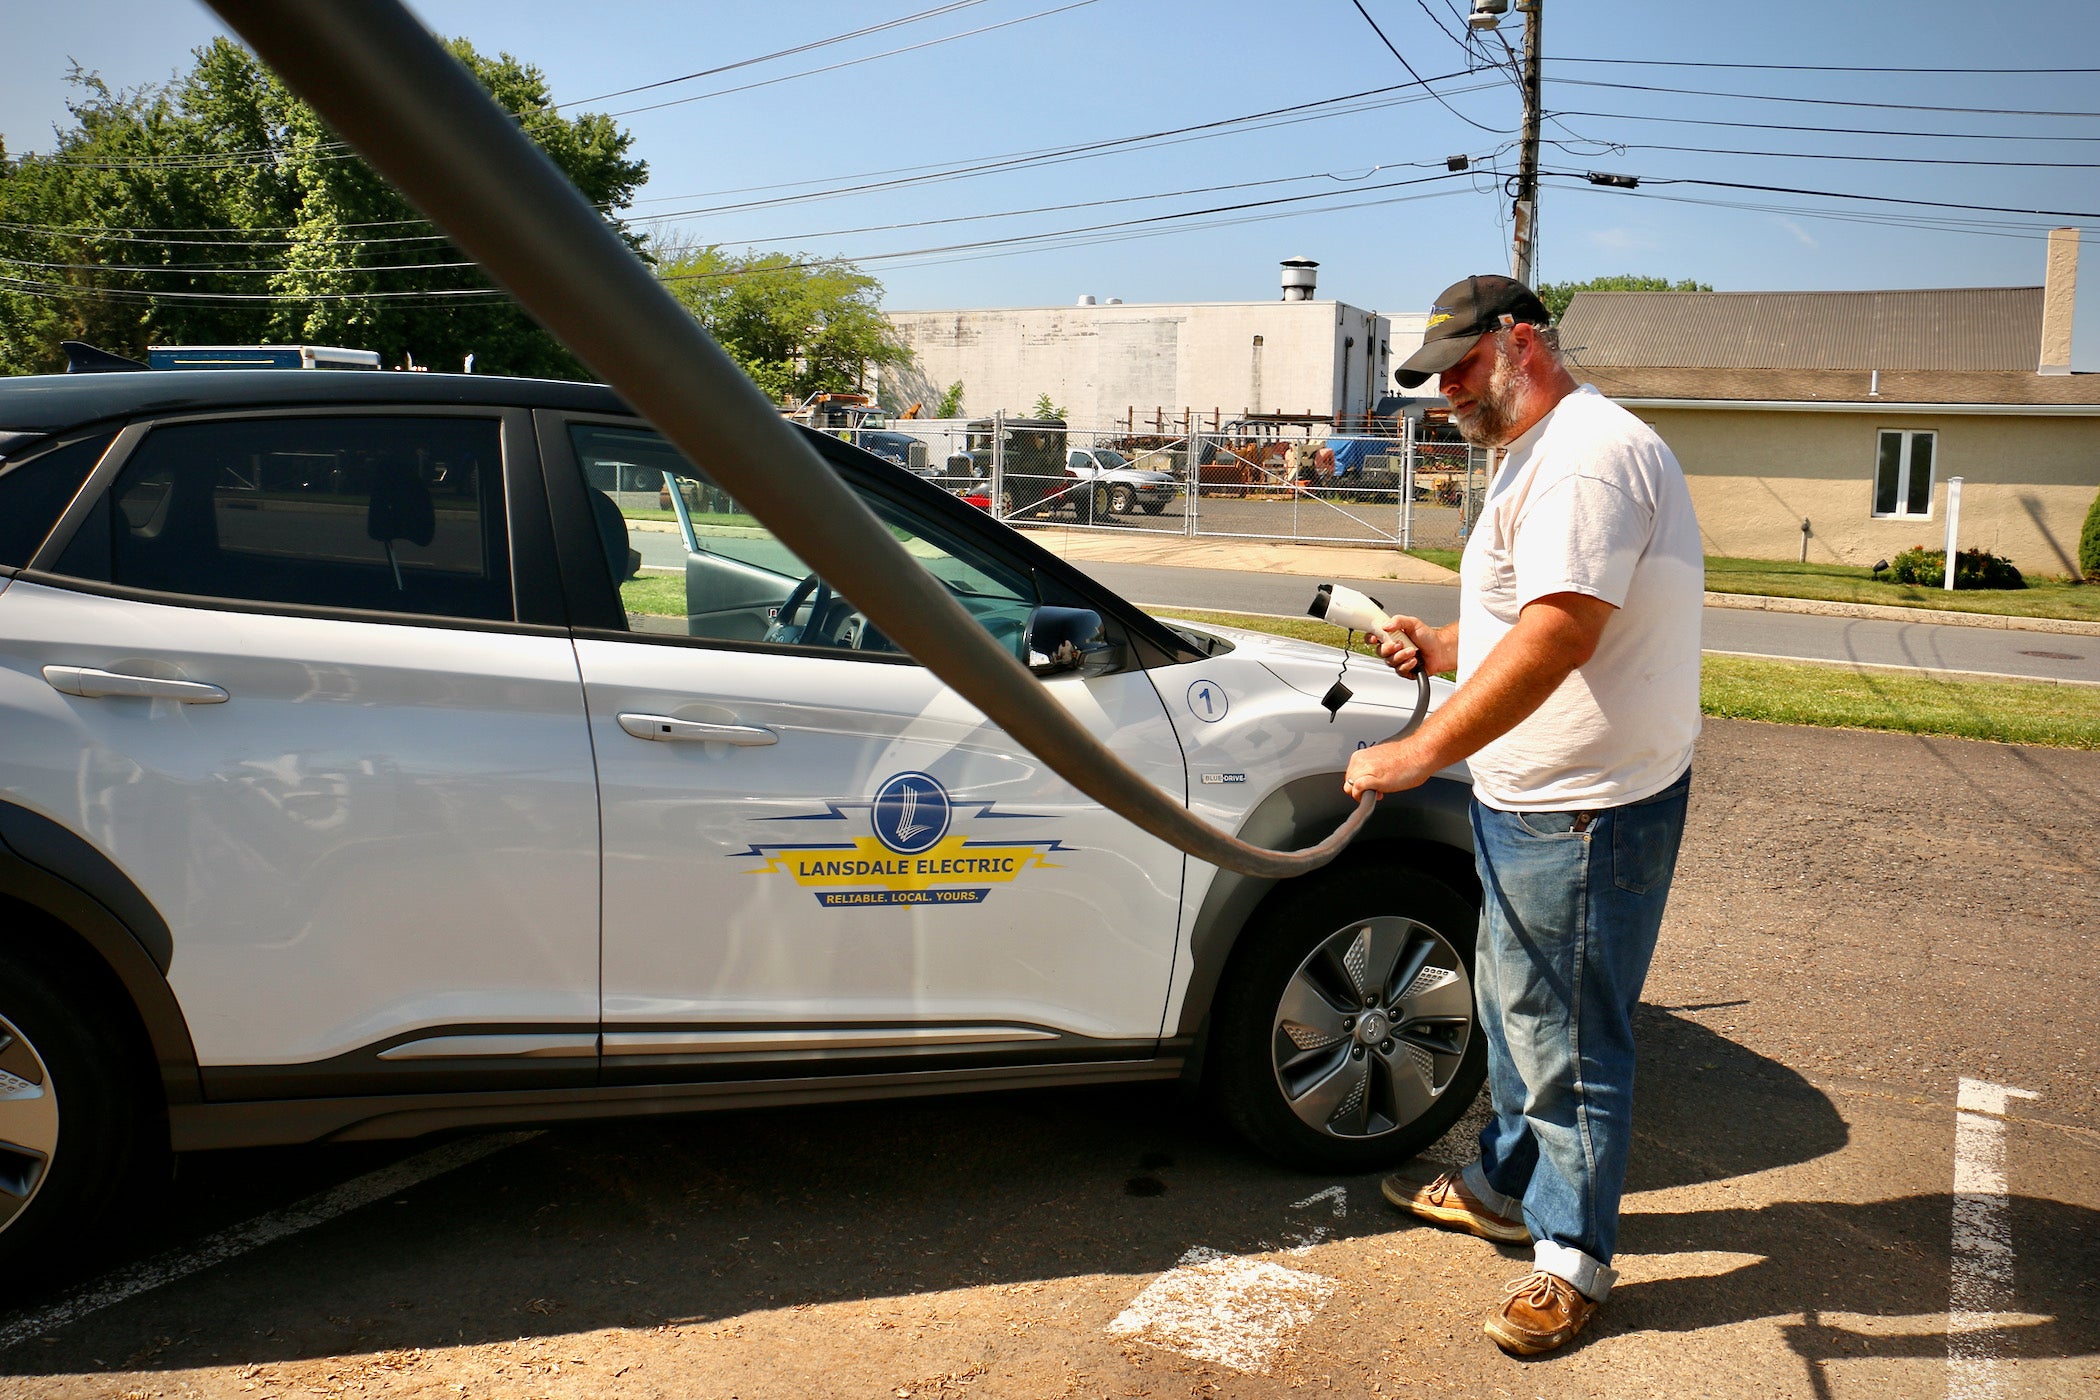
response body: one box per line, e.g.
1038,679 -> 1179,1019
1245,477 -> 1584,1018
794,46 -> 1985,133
6,0 -> 2098,366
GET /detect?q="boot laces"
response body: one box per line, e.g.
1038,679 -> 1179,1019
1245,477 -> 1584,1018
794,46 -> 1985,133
1501,1271 -> 1575,1310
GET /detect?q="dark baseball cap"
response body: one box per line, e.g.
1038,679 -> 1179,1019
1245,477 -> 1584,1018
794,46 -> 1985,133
1394,274 -> 1551,388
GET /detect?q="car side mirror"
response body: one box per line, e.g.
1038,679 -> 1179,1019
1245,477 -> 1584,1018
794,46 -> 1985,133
1024,606 -> 1123,678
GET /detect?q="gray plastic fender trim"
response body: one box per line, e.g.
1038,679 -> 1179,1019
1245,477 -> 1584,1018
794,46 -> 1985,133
0,802 -> 201,1104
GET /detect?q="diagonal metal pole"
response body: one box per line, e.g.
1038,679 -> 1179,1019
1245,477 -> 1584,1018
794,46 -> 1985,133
201,0 -> 1409,878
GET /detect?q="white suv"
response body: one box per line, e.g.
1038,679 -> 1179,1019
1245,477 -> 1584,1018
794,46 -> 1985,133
0,367 -> 1483,1277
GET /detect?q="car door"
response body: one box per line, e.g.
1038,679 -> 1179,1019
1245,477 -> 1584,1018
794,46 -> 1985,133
539,414 -> 1188,1076
0,408 -> 600,1093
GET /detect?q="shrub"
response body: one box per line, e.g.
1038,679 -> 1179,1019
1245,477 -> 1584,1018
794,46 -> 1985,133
2080,484 -> 2100,582
1887,545 -> 2026,590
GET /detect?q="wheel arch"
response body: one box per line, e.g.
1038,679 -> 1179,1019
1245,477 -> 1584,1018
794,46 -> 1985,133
0,801 -> 201,1108
1174,773 -> 1476,1041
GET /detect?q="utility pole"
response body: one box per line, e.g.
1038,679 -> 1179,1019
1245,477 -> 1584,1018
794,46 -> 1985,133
1510,0 -> 1542,285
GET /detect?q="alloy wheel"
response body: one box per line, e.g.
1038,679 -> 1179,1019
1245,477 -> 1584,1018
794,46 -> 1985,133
1270,915 -> 1473,1139
0,1014 -> 57,1233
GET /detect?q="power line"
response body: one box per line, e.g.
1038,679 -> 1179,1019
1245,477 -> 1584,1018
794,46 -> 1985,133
630,79 -> 1500,223
0,73 -> 1493,248
1559,182 -> 2078,244
1543,167 -> 2100,220
602,0 -> 1106,118
1551,76 -> 2100,120
1550,56 -> 2100,76
1552,106 -> 2100,143
1562,140 -> 2100,171
718,164 -> 1480,247
1346,0 -> 1509,134
558,0 -> 996,106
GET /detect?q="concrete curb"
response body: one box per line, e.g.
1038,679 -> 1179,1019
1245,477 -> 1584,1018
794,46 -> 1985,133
1703,591 -> 2100,637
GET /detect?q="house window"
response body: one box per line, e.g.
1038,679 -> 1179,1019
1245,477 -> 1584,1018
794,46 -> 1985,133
1872,429 -> 1936,518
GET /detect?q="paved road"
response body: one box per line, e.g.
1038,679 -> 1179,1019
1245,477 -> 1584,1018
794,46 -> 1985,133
3,721 -> 2094,1399
1073,560 -> 2100,687
634,531 -> 2098,685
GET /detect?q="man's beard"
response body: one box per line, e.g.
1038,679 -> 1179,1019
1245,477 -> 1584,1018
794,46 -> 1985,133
1451,338 -> 1524,447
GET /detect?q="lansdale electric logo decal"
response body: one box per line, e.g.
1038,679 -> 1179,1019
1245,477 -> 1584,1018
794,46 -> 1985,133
732,772 -> 1073,908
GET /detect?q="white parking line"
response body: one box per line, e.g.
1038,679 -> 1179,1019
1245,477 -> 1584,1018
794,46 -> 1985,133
0,1131 -> 539,1353
1948,1078 -> 2038,1400
1106,1187 -> 1347,1373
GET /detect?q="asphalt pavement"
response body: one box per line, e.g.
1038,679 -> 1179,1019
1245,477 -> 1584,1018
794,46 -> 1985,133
5,720 -> 2092,1399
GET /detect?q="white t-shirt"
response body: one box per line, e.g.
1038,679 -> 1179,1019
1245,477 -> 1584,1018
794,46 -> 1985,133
1456,384 -> 1703,811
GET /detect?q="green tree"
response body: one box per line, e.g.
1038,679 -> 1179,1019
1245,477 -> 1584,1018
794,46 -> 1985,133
935,380 -> 965,418
2079,484 -> 2100,582
1536,274 -> 1714,322
655,242 -> 910,403
1028,392 -> 1066,420
0,39 -> 646,377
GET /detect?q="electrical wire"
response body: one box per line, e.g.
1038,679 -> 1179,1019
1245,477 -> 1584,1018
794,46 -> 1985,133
1550,56 -> 2100,76
601,0 -> 1105,118
1550,76 -> 2100,121
1551,106 -> 2100,143
1346,0 -> 1509,134
557,0 -> 996,106
1570,141 -> 2100,171
1542,167 -> 2100,221
0,71 -> 1489,244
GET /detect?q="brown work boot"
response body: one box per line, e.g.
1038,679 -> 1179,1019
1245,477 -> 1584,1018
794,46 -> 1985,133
1485,1271 -> 1597,1355
1380,1164 -> 1530,1243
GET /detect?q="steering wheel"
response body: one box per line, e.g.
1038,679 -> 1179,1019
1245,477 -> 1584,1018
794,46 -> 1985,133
767,572 -> 834,645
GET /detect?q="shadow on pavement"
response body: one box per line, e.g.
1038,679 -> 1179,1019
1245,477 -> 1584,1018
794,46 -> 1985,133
5,1013 -> 2085,1385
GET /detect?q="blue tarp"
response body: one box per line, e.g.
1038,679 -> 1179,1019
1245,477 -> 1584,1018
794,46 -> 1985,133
1323,436 -> 1400,477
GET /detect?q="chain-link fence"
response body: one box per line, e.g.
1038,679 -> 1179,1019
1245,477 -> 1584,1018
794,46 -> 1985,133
845,412 -> 1489,549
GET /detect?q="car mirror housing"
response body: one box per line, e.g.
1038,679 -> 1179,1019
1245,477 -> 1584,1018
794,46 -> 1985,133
1024,606 -> 1123,678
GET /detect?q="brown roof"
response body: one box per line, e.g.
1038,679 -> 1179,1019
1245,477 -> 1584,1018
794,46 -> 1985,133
1559,287 -> 2045,373
1579,365 -> 2100,407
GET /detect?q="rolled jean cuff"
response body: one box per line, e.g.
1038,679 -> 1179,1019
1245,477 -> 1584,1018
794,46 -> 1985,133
1533,1240 -> 1619,1302
1461,1161 -> 1519,1221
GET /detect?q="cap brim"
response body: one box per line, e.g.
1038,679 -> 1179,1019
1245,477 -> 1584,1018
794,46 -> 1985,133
1393,330 -> 1482,389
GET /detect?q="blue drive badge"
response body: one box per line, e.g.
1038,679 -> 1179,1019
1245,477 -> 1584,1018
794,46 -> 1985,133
870,770 -> 951,856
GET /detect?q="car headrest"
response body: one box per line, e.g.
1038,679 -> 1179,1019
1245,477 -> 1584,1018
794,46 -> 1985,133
366,458 -> 436,547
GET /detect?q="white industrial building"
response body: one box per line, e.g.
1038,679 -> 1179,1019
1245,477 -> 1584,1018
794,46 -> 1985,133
882,259 -> 1429,432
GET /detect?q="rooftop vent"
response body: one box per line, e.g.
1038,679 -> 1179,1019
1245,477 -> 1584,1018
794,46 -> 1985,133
1280,257 -> 1318,302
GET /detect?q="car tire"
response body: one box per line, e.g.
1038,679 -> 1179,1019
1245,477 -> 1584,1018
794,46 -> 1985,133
1108,484 -> 1136,515
996,485 -> 1018,519
1210,857 -> 1484,1172
0,944 -> 152,1287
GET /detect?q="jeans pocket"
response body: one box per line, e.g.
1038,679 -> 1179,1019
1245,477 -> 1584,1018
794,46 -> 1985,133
1516,809 -> 1585,839
1612,789 -> 1687,894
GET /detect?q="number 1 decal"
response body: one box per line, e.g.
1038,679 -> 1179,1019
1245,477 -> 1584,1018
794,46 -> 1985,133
1186,679 -> 1228,723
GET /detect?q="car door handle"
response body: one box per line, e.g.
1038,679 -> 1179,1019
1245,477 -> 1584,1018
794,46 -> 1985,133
43,665 -> 229,704
617,712 -> 778,745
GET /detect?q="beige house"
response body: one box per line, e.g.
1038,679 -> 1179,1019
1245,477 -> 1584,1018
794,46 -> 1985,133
1559,229 -> 2099,577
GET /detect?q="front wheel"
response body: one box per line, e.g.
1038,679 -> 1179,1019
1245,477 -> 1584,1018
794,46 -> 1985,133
1210,859 -> 1484,1172
1108,484 -> 1136,514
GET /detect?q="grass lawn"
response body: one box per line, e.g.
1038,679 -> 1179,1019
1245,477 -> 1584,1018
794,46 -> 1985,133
1703,556 -> 2100,623
620,571 -> 686,616
1152,607 -> 2100,750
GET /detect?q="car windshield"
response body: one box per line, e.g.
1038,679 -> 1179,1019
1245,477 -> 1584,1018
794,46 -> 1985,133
1093,448 -> 1128,469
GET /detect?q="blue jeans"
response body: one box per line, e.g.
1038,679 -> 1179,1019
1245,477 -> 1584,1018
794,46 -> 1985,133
1459,767 -> 1691,1302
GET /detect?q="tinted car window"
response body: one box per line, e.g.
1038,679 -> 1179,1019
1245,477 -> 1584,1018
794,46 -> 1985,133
0,433 -> 111,568
569,422 -> 1037,657
55,416 -> 510,621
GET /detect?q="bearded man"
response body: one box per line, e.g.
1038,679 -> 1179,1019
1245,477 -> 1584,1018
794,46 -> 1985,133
1344,275 -> 1703,1355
